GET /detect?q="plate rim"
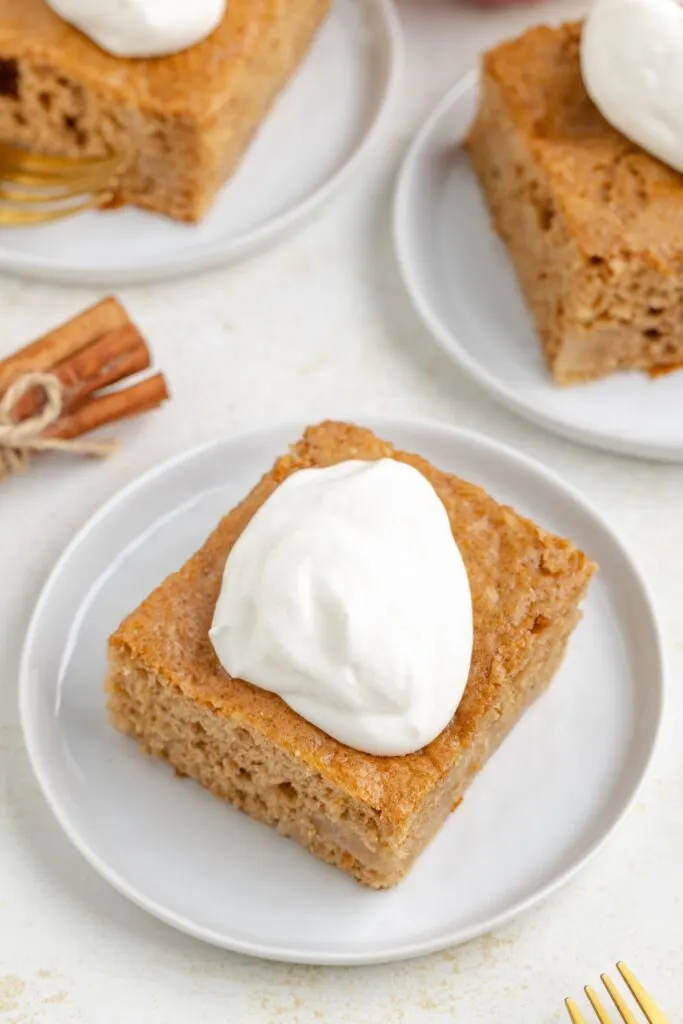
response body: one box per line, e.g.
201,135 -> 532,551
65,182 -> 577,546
393,71 -> 683,463
19,416 -> 665,964
0,0 -> 403,286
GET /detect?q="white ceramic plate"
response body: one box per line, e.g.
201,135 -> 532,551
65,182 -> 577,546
20,418 -> 663,964
0,0 -> 401,286
395,73 -> 683,462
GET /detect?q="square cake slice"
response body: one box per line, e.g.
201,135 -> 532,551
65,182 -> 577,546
107,422 -> 595,889
0,0 -> 330,221
467,21 -> 683,384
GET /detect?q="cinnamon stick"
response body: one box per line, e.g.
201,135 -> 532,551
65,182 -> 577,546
45,373 -> 169,441
11,323 -> 150,420
0,296 -> 129,394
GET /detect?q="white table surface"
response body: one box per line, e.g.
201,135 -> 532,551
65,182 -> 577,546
1,2 -> 680,1021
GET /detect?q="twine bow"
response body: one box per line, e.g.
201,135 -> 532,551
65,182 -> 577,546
0,371 -> 116,481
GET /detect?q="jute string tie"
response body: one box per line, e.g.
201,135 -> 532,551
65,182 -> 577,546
0,371 -> 116,480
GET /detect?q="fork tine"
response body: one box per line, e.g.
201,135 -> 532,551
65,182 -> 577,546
0,144 -> 123,177
586,986 -> 614,1023
1,166 -> 119,189
566,998 -> 589,1023
601,974 -> 639,1024
617,964 -> 668,1024
0,191 -> 113,226
0,182 -> 111,204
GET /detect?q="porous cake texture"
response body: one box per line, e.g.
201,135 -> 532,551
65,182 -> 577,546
467,22 -> 683,384
0,0 -> 330,221
107,421 -> 595,889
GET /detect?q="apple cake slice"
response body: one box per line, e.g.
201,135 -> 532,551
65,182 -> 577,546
0,0 -> 330,221
106,421 -> 595,888
467,22 -> 683,383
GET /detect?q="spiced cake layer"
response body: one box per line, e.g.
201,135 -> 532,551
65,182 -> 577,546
107,421 -> 595,888
0,0 -> 330,221
467,21 -> 683,384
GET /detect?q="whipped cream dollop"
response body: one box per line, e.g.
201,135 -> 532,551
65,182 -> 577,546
581,0 -> 683,175
210,460 -> 474,757
47,0 -> 225,58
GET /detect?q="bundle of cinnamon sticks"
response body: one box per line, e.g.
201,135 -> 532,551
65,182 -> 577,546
0,296 -> 169,478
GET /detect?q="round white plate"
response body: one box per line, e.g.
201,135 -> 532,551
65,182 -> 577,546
0,0 -> 401,286
395,73 -> 683,462
20,418 -> 663,964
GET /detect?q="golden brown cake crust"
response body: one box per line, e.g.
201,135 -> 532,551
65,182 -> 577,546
481,21 -> 683,263
110,421 -> 595,828
0,0 -> 307,119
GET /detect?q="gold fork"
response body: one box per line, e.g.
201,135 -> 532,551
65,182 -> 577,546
0,144 -> 124,226
566,963 -> 668,1023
